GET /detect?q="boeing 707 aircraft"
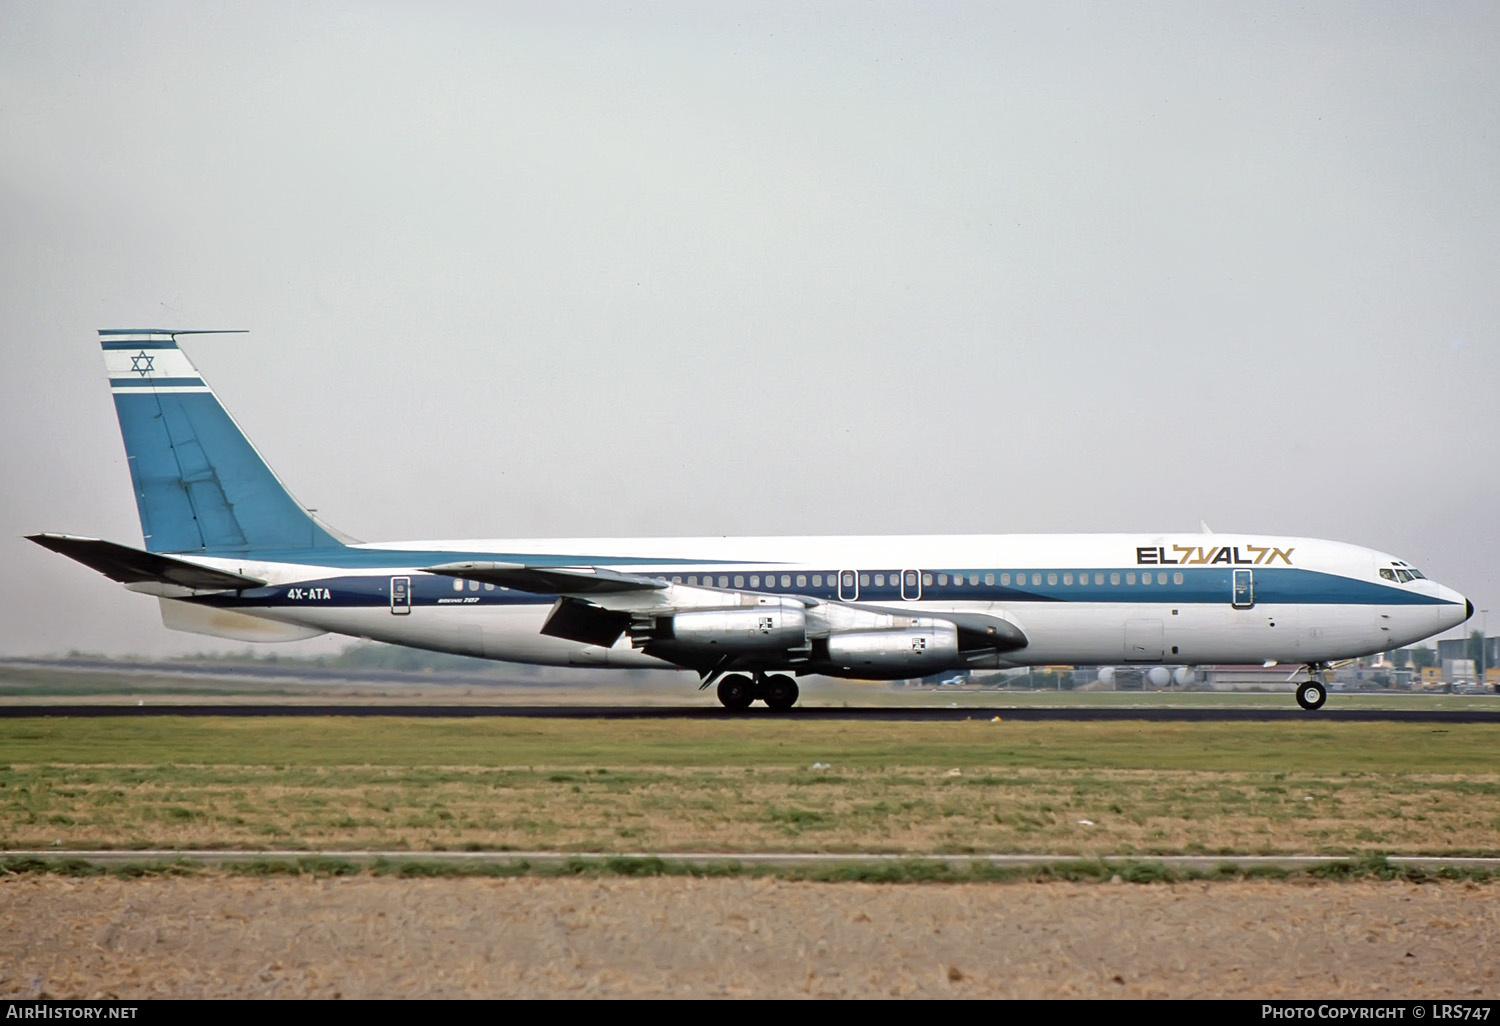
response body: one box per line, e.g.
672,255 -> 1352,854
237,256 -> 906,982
29,330 -> 1473,711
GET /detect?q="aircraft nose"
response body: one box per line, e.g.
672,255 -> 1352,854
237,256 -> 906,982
1467,598 -> 1475,622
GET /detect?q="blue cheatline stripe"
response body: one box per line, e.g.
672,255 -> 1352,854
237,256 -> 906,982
184,545 -> 748,568
109,377 -> 205,388
191,564 -> 1457,610
101,340 -> 180,350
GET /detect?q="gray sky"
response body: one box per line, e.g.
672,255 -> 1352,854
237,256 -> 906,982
3,1 -> 1498,658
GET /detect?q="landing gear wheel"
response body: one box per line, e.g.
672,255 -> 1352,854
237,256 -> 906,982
717,674 -> 754,710
1296,680 -> 1327,711
764,674 -> 800,711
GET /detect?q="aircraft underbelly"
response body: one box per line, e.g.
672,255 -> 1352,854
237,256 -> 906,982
240,601 -> 672,669
212,594 -> 1407,671
1012,602 -> 1330,665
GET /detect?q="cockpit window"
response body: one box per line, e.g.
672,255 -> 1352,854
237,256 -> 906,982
1383,562 -> 1427,583
1391,560 -> 1427,581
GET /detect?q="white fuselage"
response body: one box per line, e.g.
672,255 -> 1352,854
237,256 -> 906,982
166,532 -> 1470,673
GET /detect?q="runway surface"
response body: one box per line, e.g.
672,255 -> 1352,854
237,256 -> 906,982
3,703 -> 1498,722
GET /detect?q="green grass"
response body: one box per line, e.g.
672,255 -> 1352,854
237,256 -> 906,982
3,717 -> 1499,859
2,717 -> 1498,772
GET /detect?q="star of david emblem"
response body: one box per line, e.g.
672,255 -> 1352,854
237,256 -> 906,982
130,351 -> 155,376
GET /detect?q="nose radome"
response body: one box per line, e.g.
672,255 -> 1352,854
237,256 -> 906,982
1467,598 -> 1475,622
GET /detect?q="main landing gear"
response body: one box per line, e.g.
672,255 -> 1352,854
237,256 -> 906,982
714,672 -> 800,711
1296,663 -> 1330,710
1295,680 -> 1327,711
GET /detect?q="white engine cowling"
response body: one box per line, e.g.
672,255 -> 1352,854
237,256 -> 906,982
825,624 -> 960,672
1147,666 -> 1173,687
669,606 -> 807,652
1172,666 -> 1196,686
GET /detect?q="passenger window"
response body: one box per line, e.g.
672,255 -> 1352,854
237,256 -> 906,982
874,574 -> 885,587
1047,573 -> 1057,586
749,575 -> 760,587
468,580 -> 480,591
484,583 -> 495,591
984,573 -> 994,586
812,575 -> 822,587
781,575 -> 791,588
734,575 -> 744,587
939,574 -> 949,585
796,574 -> 806,588
859,573 -> 870,587
1063,573 -> 1073,585
1173,572 -> 1183,585
906,571 -> 919,588
1095,573 -> 1105,585
1000,574 -> 1010,585
452,579 -> 464,592
1032,573 -> 1042,586
922,573 -> 933,586
1157,572 -> 1167,585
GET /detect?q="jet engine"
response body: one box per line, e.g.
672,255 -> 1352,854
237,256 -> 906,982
632,605 -> 808,653
820,624 -> 961,675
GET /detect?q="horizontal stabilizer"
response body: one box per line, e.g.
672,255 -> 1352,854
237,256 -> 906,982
423,561 -> 668,595
27,534 -> 265,590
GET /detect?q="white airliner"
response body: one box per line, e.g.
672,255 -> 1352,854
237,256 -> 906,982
30,330 -> 1472,711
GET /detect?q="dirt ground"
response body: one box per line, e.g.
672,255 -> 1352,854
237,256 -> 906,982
2,875 -> 1497,999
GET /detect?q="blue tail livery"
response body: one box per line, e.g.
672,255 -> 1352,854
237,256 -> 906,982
98,329 -> 348,554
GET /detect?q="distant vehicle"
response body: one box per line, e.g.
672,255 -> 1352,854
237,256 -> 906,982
28,329 -> 1474,711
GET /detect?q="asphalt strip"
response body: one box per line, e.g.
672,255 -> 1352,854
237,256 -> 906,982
7,850 -> 1500,871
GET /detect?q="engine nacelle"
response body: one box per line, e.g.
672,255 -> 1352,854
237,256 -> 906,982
823,624 -> 960,673
666,606 -> 808,652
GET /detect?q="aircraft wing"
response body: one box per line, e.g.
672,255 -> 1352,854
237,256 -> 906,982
422,561 -> 669,595
27,534 -> 266,590
426,561 -> 1028,663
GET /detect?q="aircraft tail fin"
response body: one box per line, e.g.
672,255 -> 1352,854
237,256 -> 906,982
100,329 -> 353,554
